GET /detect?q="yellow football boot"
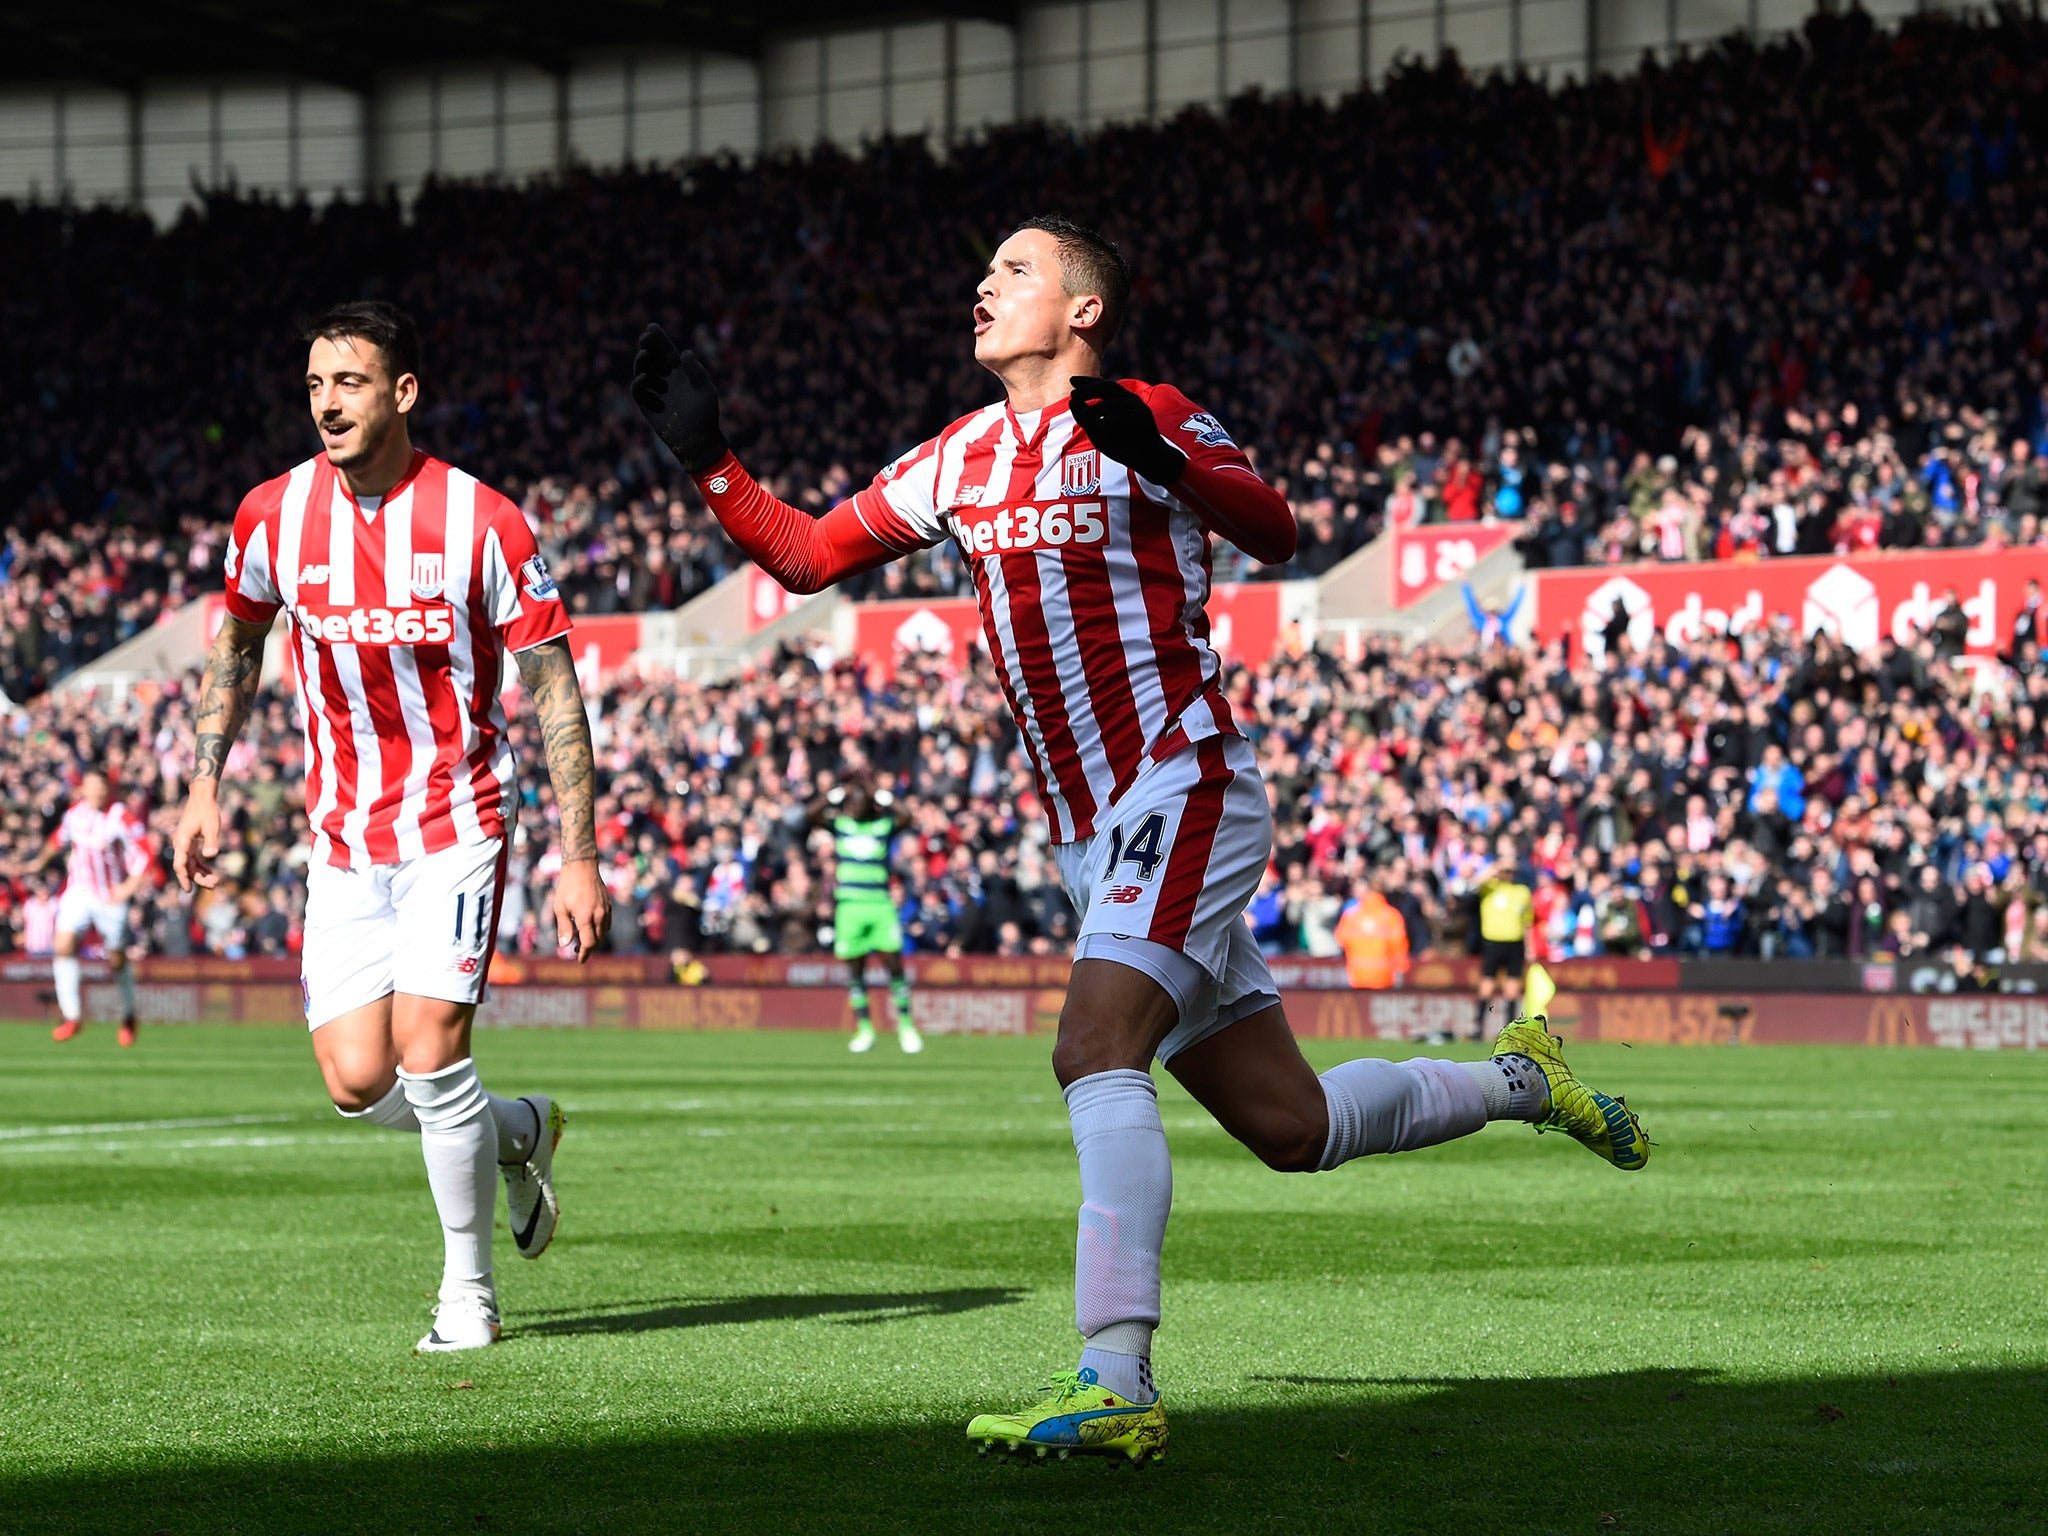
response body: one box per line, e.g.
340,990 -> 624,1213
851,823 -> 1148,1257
967,1369 -> 1168,1465
1491,1015 -> 1649,1171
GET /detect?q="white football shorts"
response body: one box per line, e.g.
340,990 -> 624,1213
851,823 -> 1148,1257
301,836 -> 507,1030
1055,734 -> 1280,1063
56,886 -> 129,949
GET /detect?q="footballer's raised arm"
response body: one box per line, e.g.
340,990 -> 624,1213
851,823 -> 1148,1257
1140,383 -> 1296,566
1069,376 -> 1296,566
630,323 -> 930,594
689,456 -> 908,593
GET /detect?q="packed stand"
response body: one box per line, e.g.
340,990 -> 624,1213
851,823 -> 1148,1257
11,9 -> 2048,697
6,591 -> 2048,988
1237,613 -> 2048,982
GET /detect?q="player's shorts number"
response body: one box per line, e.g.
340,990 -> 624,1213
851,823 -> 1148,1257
1106,812 -> 1167,882
453,887 -> 492,947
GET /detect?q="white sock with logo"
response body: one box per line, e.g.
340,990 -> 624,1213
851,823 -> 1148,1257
52,956 -> 82,1021
1317,1057 -> 1488,1169
1067,1068 -> 1170,1406
398,1058 -> 497,1301
1461,1053 -> 1551,1121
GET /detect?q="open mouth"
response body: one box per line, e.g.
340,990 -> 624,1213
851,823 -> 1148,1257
973,303 -> 994,335
321,419 -> 355,446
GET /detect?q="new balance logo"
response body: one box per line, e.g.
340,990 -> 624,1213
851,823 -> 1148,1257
297,564 -> 331,585
1101,885 -> 1145,905
450,955 -> 480,975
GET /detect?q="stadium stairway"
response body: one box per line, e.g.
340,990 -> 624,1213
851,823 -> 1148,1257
1313,525 -> 1526,651
633,573 -> 842,681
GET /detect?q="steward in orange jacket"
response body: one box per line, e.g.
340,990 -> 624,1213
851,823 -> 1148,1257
1336,888 -> 1410,989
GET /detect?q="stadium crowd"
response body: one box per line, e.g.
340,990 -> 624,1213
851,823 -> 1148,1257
11,9 -> 2048,697
6,600 -> 2048,980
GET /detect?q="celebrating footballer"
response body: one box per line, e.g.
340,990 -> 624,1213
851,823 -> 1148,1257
630,216 -> 1651,1462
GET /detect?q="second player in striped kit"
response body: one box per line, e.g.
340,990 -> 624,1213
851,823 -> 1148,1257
632,216 -> 1651,1460
4,771 -> 152,1045
172,302 -> 612,1352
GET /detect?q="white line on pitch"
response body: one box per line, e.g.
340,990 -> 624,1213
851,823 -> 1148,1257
0,1132 -> 364,1156
1691,1109 -> 1898,1122
0,1113 -> 297,1141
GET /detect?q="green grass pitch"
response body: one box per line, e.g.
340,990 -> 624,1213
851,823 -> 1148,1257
2,1023 -> 2045,1535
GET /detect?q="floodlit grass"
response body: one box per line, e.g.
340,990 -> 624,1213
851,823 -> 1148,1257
1,1023 -> 2044,1534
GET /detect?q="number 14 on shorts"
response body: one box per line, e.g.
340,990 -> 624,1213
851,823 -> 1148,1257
1106,813 -> 1166,881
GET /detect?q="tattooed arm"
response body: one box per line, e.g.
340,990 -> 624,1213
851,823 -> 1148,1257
514,637 -> 612,960
172,615 -> 271,892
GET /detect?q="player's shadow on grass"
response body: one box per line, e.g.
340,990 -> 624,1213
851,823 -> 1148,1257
519,1286 -> 1029,1336
15,1365 -> 2048,1534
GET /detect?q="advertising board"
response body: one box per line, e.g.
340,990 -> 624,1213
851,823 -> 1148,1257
1528,548 -> 2048,660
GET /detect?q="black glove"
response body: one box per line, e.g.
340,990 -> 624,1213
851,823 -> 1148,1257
1069,376 -> 1188,486
632,323 -> 729,474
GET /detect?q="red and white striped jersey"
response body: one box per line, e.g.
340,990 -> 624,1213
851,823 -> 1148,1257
223,450 -> 571,870
56,800 -> 149,900
848,382 -> 1260,843
20,893 -> 59,955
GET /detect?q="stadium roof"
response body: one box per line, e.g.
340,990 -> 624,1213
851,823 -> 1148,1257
0,2 -> 1021,90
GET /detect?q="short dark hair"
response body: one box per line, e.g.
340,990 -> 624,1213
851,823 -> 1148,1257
302,300 -> 421,382
1014,215 -> 1129,350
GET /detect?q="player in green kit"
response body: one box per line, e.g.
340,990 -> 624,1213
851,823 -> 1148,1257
814,780 -> 922,1055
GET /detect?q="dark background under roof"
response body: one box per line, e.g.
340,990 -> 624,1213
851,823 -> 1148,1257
1,2 -> 1020,89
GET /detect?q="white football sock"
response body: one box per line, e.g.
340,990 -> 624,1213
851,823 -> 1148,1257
335,1080 -> 420,1132
398,1058 -> 497,1301
1066,1068 -> 1170,1405
341,1084 -> 536,1153
1318,1057 -> 1487,1169
114,963 -> 137,1019
52,956 -> 82,1021
1079,1342 -> 1157,1404
487,1093 -> 539,1165
1461,1053 -> 1550,1121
